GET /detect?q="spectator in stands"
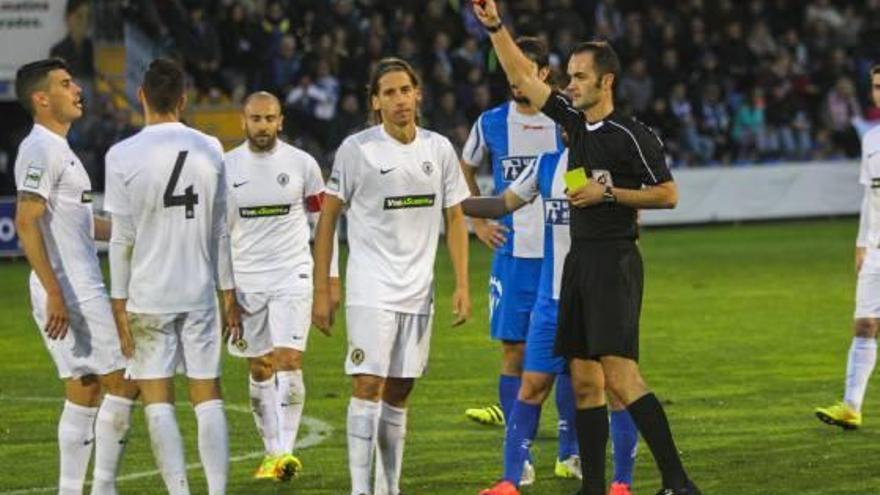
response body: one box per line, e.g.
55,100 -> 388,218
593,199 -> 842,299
733,87 -> 771,162
219,1 -> 260,100
260,0 -> 291,56
50,0 -> 95,81
696,84 -> 733,164
643,98 -> 681,165
178,2 -> 224,100
270,35 -> 303,96
670,82 -> 715,165
823,76 -> 862,157
328,93 -> 363,151
429,89 -> 467,140
619,57 -> 653,116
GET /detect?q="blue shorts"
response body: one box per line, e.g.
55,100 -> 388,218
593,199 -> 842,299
524,295 -> 567,374
489,252 -> 541,342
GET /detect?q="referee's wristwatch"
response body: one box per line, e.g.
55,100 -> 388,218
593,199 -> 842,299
602,185 -> 617,204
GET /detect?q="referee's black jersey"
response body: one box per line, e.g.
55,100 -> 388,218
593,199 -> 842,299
541,90 -> 673,242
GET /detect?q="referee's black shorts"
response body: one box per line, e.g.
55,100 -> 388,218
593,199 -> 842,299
555,240 -> 643,361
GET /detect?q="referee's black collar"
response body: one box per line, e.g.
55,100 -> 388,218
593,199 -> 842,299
584,109 -> 621,131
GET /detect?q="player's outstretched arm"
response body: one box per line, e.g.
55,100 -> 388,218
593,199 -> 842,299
15,191 -> 68,339
313,195 -> 343,335
445,204 -> 471,327
460,160 -> 508,249
461,189 -> 529,219
473,0 -> 552,110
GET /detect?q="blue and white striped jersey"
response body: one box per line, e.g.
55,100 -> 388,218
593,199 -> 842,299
508,149 -> 570,300
463,101 -> 563,258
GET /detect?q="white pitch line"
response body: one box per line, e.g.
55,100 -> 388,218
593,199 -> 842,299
0,396 -> 333,494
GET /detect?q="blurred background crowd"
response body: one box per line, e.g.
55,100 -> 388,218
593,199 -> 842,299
3,0 -> 880,194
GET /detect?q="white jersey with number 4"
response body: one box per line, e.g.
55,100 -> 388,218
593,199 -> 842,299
13,124 -> 106,303
327,125 -> 470,314
104,122 -> 233,313
225,140 -> 326,292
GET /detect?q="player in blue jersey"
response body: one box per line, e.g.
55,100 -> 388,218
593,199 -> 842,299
460,36 -> 575,484
464,149 -> 639,495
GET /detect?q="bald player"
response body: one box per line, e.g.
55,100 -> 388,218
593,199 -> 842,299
224,92 -> 341,481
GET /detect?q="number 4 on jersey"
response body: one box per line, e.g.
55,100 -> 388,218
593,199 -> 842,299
164,151 -> 199,219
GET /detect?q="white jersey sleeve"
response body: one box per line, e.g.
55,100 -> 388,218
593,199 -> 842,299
461,117 -> 486,167
326,139 -> 361,203
104,149 -> 130,215
212,152 -> 235,291
439,137 -> 471,208
15,141 -> 61,200
508,154 -> 540,203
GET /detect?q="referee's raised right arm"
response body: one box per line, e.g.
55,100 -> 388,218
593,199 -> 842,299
472,0 -> 551,110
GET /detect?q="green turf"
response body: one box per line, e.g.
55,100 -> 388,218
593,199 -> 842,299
0,219 -> 876,494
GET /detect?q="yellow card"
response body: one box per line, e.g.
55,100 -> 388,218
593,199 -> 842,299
564,167 -> 589,190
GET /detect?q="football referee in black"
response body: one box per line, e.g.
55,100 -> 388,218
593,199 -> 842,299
474,2 -> 701,495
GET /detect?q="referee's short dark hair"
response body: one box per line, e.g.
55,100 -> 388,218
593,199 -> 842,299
142,58 -> 185,115
872,65 -> 880,77
15,58 -> 70,115
517,37 -> 549,69
570,41 -> 621,88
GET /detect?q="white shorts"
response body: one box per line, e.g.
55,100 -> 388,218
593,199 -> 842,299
344,306 -> 433,378
228,288 -> 312,358
126,307 -> 222,380
30,279 -> 126,380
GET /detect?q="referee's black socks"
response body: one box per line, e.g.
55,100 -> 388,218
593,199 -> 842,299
627,393 -> 688,489
575,404 -> 608,495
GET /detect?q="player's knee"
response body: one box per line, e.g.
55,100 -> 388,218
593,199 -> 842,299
188,378 -> 222,405
382,378 -> 415,407
518,375 -> 552,404
249,355 -> 274,381
854,318 -> 879,338
352,375 -> 384,402
501,342 -> 525,374
101,371 -> 139,400
603,368 -> 646,404
273,348 -> 302,371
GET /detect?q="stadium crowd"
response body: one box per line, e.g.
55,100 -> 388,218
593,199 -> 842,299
4,0 -> 880,196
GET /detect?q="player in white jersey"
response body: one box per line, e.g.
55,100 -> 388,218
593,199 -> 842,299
224,91 -> 341,481
104,59 -> 240,495
312,58 -> 472,495
13,58 -> 138,495
816,65 -> 880,430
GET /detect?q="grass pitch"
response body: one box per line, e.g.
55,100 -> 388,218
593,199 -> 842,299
0,219 -> 876,494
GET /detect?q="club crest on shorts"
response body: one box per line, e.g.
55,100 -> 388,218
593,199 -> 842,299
234,338 -> 249,351
350,348 -> 365,365
421,161 -> 434,176
277,172 -> 290,186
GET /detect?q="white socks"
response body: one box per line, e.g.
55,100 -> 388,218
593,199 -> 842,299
90,395 -> 134,495
195,400 -> 229,495
845,336 -> 878,411
374,402 -> 407,495
277,370 -> 306,453
348,398 -> 380,495
249,376 -> 281,455
58,401 -> 98,495
145,403 -> 190,495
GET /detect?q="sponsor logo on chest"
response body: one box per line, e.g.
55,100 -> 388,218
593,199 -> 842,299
544,199 -> 570,225
501,156 -> 536,182
383,194 -> 436,210
239,204 -> 291,217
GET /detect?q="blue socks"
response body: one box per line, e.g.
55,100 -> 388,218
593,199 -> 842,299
498,374 -> 521,421
555,374 -> 579,460
610,409 -> 638,485
502,400 -> 541,484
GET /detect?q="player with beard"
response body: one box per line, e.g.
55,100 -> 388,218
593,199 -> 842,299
14,57 -> 139,495
224,91 -> 341,481
312,57 -> 471,495
474,2 -> 701,494
461,36 -> 588,484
